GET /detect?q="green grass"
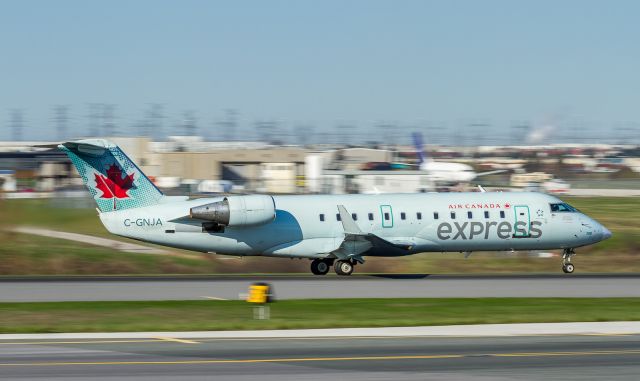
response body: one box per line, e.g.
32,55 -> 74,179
0,198 -> 110,237
2,298 -> 640,333
0,233 -> 218,275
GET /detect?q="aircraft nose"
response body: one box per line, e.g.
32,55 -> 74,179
601,226 -> 612,240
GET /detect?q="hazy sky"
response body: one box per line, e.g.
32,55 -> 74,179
1,0 -> 639,141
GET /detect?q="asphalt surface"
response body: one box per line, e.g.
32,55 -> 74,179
1,274 -> 640,302
1,334 -> 639,380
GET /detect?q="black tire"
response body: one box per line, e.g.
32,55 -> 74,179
310,260 -> 320,275
311,259 -> 330,275
316,260 -> 330,275
564,263 -> 575,274
334,260 -> 354,276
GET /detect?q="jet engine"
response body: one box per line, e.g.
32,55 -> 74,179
189,195 -> 276,227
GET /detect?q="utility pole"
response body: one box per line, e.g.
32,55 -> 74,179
182,110 -> 197,136
88,103 -> 101,137
9,109 -> 24,141
102,104 -> 116,136
255,120 -> 275,143
470,122 -> 489,148
53,105 -> 69,141
219,109 -> 238,141
150,104 -> 163,140
142,104 -> 164,139
295,124 -> 314,146
376,122 -> 394,147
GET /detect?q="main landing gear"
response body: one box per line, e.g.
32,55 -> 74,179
310,258 -> 355,276
310,259 -> 331,275
562,248 -> 575,274
334,260 -> 354,276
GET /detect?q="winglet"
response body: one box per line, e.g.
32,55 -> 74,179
337,205 -> 364,235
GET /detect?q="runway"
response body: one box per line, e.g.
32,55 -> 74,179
1,274 -> 640,302
1,333 -> 639,380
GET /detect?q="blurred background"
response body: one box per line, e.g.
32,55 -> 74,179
1,0 -> 638,274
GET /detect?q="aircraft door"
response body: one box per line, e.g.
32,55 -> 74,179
513,205 -> 530,237
380,205 -> 393,228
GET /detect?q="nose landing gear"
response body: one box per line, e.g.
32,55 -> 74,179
562,248 -> 575,274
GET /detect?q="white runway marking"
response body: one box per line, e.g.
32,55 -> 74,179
154,337 -> 200,344
200,296 -> 227,300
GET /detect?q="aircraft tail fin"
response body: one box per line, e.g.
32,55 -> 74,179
411,132 -> 428,164
59,139 -> 163,212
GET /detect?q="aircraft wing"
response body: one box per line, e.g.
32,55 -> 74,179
333,205 -> 413,261
475,169 -> 508,177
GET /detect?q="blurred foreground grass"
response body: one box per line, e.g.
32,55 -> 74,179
1,298 -> 640,333
0,233 -> 216,275
0,197 -> 638,275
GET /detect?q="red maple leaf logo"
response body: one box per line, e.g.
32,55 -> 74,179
504,203 -> 511,209
94,164 -> 135,210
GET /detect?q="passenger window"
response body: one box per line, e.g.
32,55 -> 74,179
400,212 -> 406,220
450,212 -> 456,219
384,212 -> 390,221
319,214 -> 325,222
434,212 -> 439,220
500,211 -> 505,219
417,212 -> 422,220
352,213 -> 357,221
336,214 -> 341,221
484,211 -> 489,219
368,213 -> 374,221
467,211 -> 473,219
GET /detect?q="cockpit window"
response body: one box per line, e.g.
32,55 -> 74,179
550,203 -> 578,213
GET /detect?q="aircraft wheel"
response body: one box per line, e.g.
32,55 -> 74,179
310,259 -> 330,275
334,260 -> 354,276
562,263 -> 575,274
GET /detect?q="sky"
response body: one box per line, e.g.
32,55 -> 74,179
1,0 -> 639,143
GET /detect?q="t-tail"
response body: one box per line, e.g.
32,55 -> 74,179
411,131 -> 428,164
59,139 -> 163,212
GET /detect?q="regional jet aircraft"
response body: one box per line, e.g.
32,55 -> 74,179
59,139 -> 611,275
412,132 -> 506,183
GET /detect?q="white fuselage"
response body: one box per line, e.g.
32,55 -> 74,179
100,192 -> 610,259
419,161 -> 476,183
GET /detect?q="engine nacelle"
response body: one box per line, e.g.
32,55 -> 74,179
190,195 -> 276,227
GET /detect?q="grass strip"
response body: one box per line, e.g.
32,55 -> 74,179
2,298 -> 640,334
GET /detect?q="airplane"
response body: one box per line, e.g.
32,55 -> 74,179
411,132 -> 505,183
59,139 -> 612,275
